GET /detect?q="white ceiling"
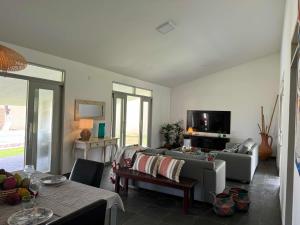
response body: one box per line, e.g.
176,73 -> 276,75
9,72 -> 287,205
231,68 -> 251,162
0,0 -> 285,87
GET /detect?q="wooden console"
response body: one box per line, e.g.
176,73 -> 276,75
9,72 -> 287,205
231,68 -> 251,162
183,134 -> 230,150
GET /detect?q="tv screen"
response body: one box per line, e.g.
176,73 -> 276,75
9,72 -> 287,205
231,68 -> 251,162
187,110 -> 231,134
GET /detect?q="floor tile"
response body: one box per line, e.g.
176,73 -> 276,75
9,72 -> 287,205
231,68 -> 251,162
101,159 -> 281,225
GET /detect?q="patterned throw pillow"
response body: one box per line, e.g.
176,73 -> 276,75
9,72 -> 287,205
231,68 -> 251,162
123,158 -> 134,168
157,156 -> 185,182
131,153 -> 160,177
223,143 -> 240,153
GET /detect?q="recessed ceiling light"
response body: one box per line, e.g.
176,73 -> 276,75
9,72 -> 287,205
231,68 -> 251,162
156,20 -> 176,34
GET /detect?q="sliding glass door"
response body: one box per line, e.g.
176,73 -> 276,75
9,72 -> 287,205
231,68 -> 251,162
26,81 -> 62,173
141,98 -> 151,147
125,95 -> 141,145
0,76 -> 27,171
112,92 -> 152,147
0,64 -> 63,174
112,93 -> 125,147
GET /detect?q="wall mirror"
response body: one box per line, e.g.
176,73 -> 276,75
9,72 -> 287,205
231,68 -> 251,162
75,99 -> 105,120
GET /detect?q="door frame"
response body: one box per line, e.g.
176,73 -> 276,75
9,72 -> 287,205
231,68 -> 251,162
140,97 -> 152,147
112,91 -> 152,147
26,81 -> 62,174
112,92 -> 127,147
0,68 -> 65,174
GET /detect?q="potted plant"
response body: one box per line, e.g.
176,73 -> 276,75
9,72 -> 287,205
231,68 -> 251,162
173,121 -> 184,147
160,121 -> 184,149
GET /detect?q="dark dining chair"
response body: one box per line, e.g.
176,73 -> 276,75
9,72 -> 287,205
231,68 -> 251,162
47,199 -> 107,225
69,158 -> 104,188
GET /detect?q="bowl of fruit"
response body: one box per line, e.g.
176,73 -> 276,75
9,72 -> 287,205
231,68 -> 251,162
0,169 -> 31,205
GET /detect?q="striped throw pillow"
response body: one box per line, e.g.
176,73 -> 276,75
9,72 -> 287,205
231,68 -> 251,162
131,153 -> 160,177
158,156 -> 185,182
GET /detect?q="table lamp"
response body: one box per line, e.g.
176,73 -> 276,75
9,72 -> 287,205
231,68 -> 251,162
79,119 -> 93,141
187,127 -> 193,134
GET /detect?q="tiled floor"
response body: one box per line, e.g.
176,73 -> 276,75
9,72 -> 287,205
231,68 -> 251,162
101,159 -> 281,225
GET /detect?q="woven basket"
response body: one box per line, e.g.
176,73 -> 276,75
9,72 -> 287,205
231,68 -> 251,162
213,204 -> 235,217
229,187 -> 250,212
229,187 -> 248,201
235,199 -> 250,212
0,188 -> 17,204
212,193 -> 235,216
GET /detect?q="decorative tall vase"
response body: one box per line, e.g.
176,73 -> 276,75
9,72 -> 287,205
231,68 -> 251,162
259,133 -> 273,160
98,123 -> 105,138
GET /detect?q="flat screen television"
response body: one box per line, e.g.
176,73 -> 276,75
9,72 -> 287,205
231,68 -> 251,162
187,110 -> 231,134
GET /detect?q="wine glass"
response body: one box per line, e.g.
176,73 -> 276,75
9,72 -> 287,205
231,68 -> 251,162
29,177 -> 41,206
24,165 -> 35,178
20,195 -> 34,223
22,196 -> 33,211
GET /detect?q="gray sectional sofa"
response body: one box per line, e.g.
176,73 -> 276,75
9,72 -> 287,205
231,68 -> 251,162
131,148 -> 226,203
211,138 -> 259,183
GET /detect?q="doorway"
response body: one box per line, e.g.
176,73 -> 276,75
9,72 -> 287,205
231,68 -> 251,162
0,77 -> 27,171
112,92 -> 152,147
26,81 -> 62,173
0,64 -> 63,174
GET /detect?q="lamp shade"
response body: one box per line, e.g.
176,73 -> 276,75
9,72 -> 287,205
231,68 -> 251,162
187,127 -> 193,134
0,45 -> 27,72
79,119 -> 93,129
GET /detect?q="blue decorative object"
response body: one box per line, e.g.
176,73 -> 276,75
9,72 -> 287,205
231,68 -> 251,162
296,153 -> 300,175
98,123 -> 105,138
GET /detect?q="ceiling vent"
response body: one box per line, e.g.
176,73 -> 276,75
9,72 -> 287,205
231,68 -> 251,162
156,21 -> 176,34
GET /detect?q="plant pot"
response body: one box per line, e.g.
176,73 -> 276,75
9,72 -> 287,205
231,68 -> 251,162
163,144 -> 173,150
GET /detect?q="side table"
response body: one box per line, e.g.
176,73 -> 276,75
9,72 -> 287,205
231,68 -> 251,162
73,137 -> 119,165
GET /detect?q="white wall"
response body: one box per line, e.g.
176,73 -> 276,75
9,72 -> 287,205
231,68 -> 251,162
279,0 -> 299,225
171,54 -> 280,151
0,41 -> 171,174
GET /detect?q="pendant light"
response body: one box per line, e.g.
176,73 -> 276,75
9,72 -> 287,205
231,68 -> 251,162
0,44 -> 27,72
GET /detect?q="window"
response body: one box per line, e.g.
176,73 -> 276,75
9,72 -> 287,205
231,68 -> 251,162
112,82 -> 152,147
6,63 -> 64,82
112,82 -> 152,97
112,83 -> 134,94
136,88 -> 152,97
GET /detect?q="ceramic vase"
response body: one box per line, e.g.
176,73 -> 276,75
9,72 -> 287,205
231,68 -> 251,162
259,133 -> 273,160
98,123 -> 105,138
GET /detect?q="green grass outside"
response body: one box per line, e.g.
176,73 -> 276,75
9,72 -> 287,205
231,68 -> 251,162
0,147 -> 24,158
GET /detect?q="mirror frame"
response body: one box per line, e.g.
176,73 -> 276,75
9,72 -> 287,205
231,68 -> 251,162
75,99 -> 105,121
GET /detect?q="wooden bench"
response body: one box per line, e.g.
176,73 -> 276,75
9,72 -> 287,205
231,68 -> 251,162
114,168 -> 197,214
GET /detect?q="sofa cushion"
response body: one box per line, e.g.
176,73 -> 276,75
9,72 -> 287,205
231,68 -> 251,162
131,153 -> 160,177
165,150 -> 206,160
143,148 -> 167,155
237,138 -> 255,154
165,151 -> 215,170
157,156 -> 185,182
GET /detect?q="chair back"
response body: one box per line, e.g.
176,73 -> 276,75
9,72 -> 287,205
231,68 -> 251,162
69,158 -> 104,187
47,199 -> 107,225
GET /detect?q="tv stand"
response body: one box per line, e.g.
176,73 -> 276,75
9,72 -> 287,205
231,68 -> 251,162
183,134 -> 230,150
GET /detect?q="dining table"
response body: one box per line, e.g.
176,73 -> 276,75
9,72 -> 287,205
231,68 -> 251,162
0,172 -> 125,225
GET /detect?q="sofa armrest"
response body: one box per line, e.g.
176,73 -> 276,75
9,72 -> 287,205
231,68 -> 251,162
202,160 -> 226,203
250,144 -> 259,177
211,151 -> 253,182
